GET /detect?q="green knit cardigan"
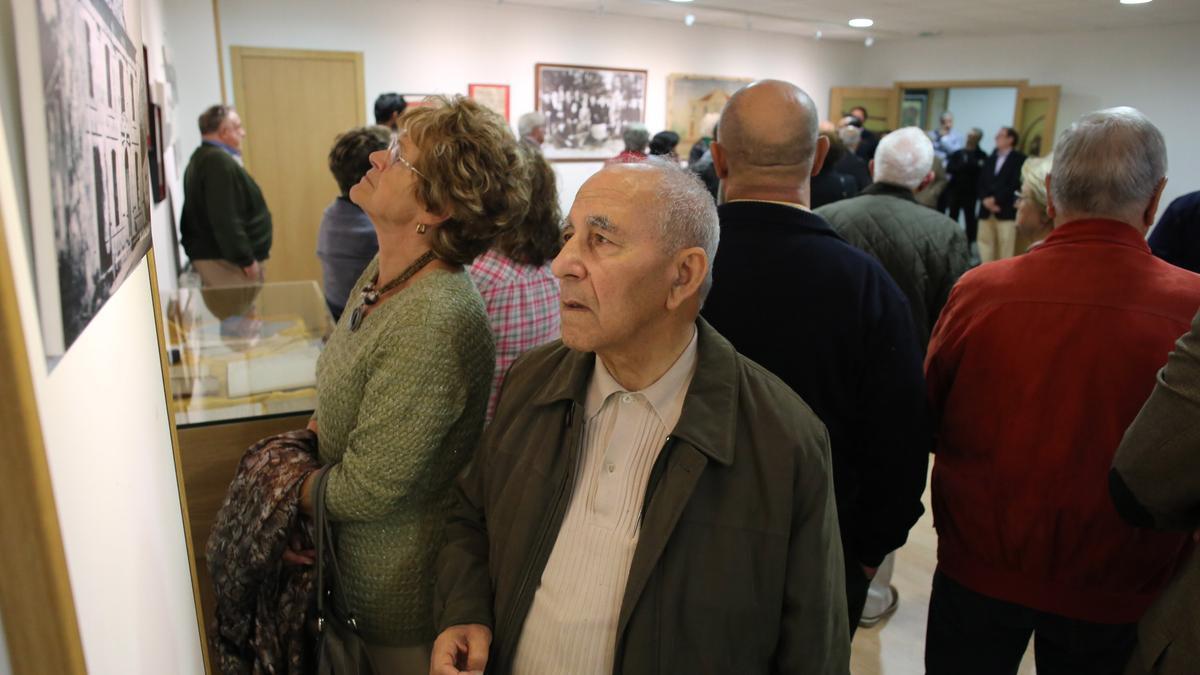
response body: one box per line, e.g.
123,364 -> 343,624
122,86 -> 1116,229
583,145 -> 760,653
315,257 -> 494,646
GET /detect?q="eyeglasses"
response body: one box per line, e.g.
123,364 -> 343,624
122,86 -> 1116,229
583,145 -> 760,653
387,131 -> 428,181
1014,189 -> 1025,204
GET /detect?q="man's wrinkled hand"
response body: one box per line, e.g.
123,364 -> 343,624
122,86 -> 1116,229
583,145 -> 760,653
430,624 -> 491,675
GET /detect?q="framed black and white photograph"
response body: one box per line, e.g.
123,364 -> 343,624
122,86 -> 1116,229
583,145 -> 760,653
535,63 -> 647,161
13,0 -> 153,357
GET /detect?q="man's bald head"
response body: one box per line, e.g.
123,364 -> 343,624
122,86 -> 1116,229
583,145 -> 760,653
718,80 -> 820,172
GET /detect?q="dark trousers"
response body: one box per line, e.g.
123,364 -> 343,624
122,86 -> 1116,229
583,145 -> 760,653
845,554 -> 870,638
925,571 -> 1137,675
948,193 -> 979,243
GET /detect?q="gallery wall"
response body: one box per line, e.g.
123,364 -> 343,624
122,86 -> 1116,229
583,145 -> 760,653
860,22 -> 1200,212
0,0 -> 204,671
184,0 -> 866,216
944,87 -> 1019,155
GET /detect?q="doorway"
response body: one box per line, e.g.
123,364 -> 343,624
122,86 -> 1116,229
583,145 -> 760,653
230,47 -> 366,286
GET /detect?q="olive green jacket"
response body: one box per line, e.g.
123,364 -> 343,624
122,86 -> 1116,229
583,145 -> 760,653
435,319 -> 850,674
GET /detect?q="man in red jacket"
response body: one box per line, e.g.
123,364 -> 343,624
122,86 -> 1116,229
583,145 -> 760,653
924,107 -> 1200,675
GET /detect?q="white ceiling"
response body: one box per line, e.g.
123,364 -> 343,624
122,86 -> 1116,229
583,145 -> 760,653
479,0 -> 1200,41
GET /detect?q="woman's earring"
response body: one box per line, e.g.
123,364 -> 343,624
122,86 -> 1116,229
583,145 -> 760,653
416,223 -> 427,235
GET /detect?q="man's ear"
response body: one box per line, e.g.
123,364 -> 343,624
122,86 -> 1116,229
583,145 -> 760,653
915,171 -> 935,193
1045,174 -> 1057,221
811,134 -> 831,178
666,247 -> 708,310
1143,177 -> 1168,230
711,142 -> 730,180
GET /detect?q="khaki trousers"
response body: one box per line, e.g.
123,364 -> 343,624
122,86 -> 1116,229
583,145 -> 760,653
192,259 -> 265,287
977,217 -> 1018,264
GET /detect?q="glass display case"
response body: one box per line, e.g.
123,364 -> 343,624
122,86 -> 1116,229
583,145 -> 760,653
165,281 -> 334,426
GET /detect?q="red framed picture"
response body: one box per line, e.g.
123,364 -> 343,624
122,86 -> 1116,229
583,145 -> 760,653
469,83 -> 510,121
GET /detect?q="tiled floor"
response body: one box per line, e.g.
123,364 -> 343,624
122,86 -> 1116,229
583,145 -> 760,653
849,476 -> 1036,674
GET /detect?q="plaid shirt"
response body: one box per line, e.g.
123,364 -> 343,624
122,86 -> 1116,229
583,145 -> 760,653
469,250 -> 562,421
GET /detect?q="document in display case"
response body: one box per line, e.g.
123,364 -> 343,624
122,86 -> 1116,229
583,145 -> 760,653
166,280 -> 334,427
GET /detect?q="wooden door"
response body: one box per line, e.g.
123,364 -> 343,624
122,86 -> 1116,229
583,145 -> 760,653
231,47 -> 365,286
829,87 -> 898,133
1014,85 -> 1061,158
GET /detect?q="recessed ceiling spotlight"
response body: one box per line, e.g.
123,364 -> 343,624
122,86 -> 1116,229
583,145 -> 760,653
849,18 -> 874,28
684,13 -> 696,26
668,0 -> 694,3
815,30 -> 823,40
1119,0 -> 1152,4
864,36 -> 875,47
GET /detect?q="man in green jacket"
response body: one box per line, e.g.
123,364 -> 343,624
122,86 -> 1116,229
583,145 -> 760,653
817,126 -> 970,350
180,105 -> 272,287
432,159 -> 849,675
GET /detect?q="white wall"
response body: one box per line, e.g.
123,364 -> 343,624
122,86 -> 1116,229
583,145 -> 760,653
0,0 -> 205,671
192,0 -> 864,215
861,22 -> 1200,212
946,87 -> 1018,155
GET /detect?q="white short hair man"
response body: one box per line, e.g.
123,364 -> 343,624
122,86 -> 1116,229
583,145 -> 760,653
817,127 -> 970,348
923,106 -> 1200,675
517,111 -> 546,149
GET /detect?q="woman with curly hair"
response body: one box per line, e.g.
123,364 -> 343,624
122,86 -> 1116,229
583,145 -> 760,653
294,96 -> 530,672
469,145 -> 562,421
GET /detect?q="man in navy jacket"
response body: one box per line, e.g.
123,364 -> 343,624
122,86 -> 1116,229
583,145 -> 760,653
1148,190 -> 1200,273
702,80 -> 931,635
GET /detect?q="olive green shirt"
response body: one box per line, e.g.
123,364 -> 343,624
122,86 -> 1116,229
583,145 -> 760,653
316,257 -> 494,645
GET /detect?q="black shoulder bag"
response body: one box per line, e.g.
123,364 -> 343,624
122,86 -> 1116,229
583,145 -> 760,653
314,468 -> 377,675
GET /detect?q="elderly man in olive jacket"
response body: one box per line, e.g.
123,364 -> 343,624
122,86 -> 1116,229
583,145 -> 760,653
1111,307 -> 1200,675
432,159 -> 850,675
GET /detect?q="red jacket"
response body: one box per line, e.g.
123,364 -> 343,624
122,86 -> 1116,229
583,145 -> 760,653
926,218 -> 1200,624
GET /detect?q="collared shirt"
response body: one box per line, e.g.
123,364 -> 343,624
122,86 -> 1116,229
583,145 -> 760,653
468,250 -> 562,422
202,139 -> 243,166
994,149 -> 1011,175
512,328 -> 699,675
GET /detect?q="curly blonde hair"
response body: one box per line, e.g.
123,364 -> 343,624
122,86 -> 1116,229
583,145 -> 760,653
402,96 -> 531,265
1021,155 -> 1053,218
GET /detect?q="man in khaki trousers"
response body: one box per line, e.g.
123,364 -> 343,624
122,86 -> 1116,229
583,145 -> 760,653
976,127 -> 1027,263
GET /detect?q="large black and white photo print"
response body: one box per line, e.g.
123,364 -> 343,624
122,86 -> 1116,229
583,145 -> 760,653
14,0 -> 152,357
535,63 -> 647,161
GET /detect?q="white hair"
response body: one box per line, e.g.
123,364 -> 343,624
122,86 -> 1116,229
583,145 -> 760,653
699,111 -> 721,138
837,124 -> 862,150
1050,106 -> 1167,218
623,124 -> 650,152
642,157 -> 720,301
518,111 -> 546,137
873,126 -> 934,191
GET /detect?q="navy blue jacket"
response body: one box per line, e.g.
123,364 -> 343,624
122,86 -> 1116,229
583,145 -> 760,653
1149,190 -> 1200,274
702,201 -> 931,567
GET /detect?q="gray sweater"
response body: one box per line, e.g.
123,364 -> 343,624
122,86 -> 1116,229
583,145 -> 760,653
316,197 -> 379,317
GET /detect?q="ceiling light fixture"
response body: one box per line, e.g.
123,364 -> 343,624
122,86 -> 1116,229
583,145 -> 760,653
668,0 -> 694,3
864,36 -> 875,47
849,18 -> 874,28
814,30 -> 823,40
1119,0 -> 1152,4
684,13 -> 696,26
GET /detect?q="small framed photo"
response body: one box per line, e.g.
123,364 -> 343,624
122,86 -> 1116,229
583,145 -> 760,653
535,62 -> 648,161
469,83 -> 510,121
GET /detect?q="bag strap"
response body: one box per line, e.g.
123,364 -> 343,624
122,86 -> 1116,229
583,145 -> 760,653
313,466 -> 358,629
